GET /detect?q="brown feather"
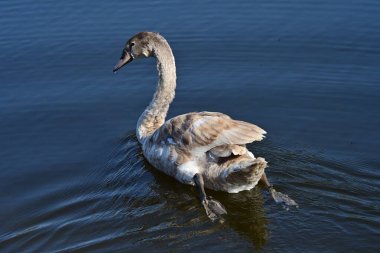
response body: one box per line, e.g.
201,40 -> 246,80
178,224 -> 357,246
151,111 -> 266,156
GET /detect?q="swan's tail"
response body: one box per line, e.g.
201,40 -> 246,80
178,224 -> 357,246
225,157 -> 267,193
204,156 -> 267,193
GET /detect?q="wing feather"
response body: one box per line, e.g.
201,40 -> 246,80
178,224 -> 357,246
153,111 -> 266,155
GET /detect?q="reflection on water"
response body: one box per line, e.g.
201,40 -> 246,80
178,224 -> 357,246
104,133 -> 269,250
221,188 -> 268,249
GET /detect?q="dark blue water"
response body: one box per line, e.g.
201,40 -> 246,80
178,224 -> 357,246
1,0 -> 379,252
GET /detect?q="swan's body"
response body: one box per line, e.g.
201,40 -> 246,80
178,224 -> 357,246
113,32 -> 296,219
142,111 -> 267,193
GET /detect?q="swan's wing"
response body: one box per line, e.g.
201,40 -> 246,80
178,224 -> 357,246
209,144 -> 247,157
153,111 -> 266,155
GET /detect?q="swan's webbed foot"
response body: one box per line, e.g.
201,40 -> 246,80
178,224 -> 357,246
269,187 -> 298,208
260,172 -> 298,209
201,197 -> 227,222
193,173 -> 227,222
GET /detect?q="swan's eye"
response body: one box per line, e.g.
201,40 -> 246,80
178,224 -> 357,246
130,42 -> 135,47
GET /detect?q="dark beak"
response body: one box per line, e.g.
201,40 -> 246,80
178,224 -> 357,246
113,50 -> 133,73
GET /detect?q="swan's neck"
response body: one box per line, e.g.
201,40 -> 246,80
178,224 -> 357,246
136,41 -> 176,143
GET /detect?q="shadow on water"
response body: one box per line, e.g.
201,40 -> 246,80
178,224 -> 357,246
103,132 -> 269,251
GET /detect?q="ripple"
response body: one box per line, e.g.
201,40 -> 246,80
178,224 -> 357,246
1,0 -> 380,252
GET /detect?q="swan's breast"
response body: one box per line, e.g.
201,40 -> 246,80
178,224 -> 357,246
144,132 -> 202,185
176,160 -> 199,185
143,141 -> 178,175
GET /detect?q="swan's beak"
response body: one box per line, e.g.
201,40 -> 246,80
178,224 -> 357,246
113,50 -> 133,73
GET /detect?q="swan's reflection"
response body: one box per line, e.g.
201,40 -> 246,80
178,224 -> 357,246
104,133 -> 268,250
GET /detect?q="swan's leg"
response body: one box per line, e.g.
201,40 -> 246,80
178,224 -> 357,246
193,173 -> 227,221
259,172 -> 272,189
260,172 -> 298,207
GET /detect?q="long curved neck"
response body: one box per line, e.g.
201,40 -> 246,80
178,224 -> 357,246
136,39 -> 176,143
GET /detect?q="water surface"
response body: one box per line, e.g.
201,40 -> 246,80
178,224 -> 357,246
1,0 -> 379,252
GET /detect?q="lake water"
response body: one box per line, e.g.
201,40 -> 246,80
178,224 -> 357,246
1,0 -> 379,252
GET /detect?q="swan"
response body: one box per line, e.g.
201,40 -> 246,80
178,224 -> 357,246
113,32 -> 296,220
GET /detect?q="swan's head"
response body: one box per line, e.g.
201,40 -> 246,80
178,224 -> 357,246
113,32 -> 160,73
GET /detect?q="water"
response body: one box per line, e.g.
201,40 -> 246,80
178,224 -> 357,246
1,0 -> 379,252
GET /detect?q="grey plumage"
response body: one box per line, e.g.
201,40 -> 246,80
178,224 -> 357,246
115,32 -> 268,193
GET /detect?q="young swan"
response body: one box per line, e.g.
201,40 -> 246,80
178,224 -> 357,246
113,32 -> 297,221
